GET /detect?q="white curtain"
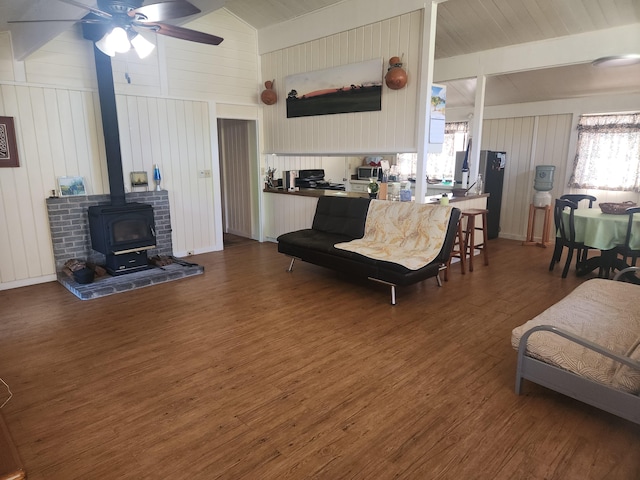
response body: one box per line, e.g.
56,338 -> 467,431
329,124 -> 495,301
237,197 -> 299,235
570,114 -> 640,192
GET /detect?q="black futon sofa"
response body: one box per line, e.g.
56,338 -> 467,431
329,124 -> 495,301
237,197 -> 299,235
277,196 -> 461,304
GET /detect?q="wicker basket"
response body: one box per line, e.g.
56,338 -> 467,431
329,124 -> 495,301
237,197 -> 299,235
598,201 -> 637,214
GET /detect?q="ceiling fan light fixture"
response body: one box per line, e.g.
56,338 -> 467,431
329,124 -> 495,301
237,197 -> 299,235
95,32 -> 116,57
107,26 -> 131,54
592,54 -> 640,67
130,33 -> 155,59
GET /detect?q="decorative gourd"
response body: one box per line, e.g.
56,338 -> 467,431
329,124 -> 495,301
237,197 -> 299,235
260,80 -> 277,105
385,56 -> 407,90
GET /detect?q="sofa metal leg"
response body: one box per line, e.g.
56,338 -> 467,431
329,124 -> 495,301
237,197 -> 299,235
368,277 -> 397,305
436,273 -> 443,287
287,257 -> 296,272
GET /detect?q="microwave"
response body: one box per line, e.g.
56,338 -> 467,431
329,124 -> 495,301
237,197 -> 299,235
357,166 -> 382,180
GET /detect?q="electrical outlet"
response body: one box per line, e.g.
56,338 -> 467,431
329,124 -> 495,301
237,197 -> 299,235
198,169 -> 212,178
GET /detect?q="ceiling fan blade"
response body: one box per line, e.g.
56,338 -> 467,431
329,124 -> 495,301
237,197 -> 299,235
131,1 -> 201,22
141,22 -> 223,45
8,18 -> 105,24
57,0 -> 113,20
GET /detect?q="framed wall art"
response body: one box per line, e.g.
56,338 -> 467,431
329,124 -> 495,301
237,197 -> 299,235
0,116 -> 20,168
57,176 -> 87,196
285,59 -> 383,118
130,171 -> 149,189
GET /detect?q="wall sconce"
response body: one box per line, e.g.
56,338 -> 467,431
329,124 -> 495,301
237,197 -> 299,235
385,56 -> 407,90
260,80 -> 277,105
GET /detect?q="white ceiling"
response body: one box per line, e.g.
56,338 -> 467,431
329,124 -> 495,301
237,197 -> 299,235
2,0 -> 640,108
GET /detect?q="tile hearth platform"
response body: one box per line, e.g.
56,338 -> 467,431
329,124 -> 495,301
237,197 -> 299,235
58,263 -> 204,300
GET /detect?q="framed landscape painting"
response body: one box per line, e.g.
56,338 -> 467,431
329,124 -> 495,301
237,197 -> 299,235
285,59 -> 383,118
58,176 -> 87,196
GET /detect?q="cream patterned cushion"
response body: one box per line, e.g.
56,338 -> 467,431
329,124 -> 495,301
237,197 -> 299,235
511,279 -> 640,394
335,200 -> 453,270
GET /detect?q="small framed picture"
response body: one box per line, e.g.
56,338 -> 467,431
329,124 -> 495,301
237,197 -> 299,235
0,116 -> 20,168
130,171 -> 149,188
58,176 -> 87,196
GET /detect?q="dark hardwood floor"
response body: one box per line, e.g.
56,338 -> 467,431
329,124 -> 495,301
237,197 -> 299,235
0,238 -> 638,479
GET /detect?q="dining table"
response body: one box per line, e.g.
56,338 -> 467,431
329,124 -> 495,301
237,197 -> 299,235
562,207 -> 640,277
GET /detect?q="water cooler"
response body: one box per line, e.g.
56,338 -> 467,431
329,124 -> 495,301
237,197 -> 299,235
523,165 -> 555,247
532,165 -> 555,206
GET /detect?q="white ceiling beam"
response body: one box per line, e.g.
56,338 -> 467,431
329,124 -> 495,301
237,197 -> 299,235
434,23 -> 640,81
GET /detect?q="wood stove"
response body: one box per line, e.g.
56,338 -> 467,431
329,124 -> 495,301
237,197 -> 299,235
88,203 -> 156,275
83,38 -> 161,276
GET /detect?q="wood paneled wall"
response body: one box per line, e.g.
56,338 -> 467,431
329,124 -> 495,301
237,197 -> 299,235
0,83 -> 218,288
481,113 -> 640,241
165,9 -> 259,105
0,33 -> 14,81
481,115 -> 567,240
116,95 -> 218,256
260,10 -> 422,154
0,8 -> 260,289
0,84 -> 104,287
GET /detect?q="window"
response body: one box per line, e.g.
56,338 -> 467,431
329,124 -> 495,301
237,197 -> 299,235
570,113 -> 640,192
427,122 -> 468,181
396,122 -> 468,180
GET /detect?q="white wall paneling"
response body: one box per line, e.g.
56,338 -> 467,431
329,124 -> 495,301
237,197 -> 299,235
165,9 -> 259,105
0,84 -> 104,287
263,193 -> 318,241
481,114 -> 575,242
0,6 -> 257,289
0,33 -> 14,81
119,96 -> 219,256
260,10 -> 422,154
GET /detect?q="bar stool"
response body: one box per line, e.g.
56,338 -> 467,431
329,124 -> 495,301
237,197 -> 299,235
462,208 -> 489,272
444,217 -> 466,281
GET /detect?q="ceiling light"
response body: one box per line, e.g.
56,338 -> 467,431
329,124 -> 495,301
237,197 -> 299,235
108,27 -> 131,54
95,32 -> 116,57
592,54 -> 640,67
130,33 -> 155,59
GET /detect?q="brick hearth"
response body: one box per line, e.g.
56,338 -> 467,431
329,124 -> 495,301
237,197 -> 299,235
46,190 -> 203,300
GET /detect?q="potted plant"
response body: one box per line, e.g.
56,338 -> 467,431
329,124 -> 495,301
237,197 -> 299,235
367,178 -> 379,199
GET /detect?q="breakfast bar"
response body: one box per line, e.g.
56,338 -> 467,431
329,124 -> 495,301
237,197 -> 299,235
262,187 -> 489,241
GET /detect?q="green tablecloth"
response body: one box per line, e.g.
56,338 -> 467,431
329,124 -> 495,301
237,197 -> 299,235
562,208 -> 640,250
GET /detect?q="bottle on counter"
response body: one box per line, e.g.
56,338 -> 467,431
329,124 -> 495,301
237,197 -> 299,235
475,174 -> 483,195
440,193 -> 449,205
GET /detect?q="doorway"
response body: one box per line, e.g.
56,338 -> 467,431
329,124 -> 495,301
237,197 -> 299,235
217,119 -> 259,244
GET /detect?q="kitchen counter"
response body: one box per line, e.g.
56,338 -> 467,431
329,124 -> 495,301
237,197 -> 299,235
426,193 -> 490,204
263,187 -> 488,203
262,188 -> 489,242
264,187 -> 369,199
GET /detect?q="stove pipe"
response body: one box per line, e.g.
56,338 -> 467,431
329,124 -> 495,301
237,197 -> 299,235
92,45 -> 126,206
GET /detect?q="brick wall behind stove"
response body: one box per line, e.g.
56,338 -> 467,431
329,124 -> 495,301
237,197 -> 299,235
46,191 -> 173,271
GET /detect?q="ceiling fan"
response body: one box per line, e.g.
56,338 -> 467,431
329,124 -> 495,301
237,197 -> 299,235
9,0 -> 224,59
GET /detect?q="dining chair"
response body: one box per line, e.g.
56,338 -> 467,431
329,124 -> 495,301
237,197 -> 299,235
549,198 -> 586,278
615,207 -> 640,268
560,194 -> 597,208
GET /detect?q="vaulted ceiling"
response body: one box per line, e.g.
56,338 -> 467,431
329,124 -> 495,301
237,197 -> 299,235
2,0 -> 640,108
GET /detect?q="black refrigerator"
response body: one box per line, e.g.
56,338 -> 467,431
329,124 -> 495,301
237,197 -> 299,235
480,150 -> 506,239
455,150 -> 506,239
